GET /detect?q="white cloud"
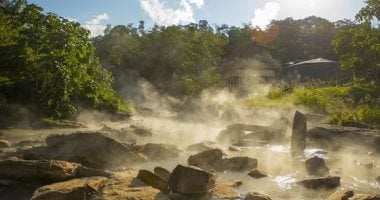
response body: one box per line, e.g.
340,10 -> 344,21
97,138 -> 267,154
140,0 -> 204,26
83,13 -> 110,37
251,2 -> 280,30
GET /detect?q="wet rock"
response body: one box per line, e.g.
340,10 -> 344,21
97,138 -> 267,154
137,170 -> 169,193
34,119 -> 86,129
93,170 -> 169,200
213,180 -> 242,200
228,146 -> 242,151
101,126 -> 137,143
188,148 -> 224,170
305,156 -> 329,177
291,111 -> 307,155
0,159 -> 112,183
217,157 -> 258,172
248,169 -> 268,179
168,165 -> 216,195
298,176 -> 340,190
326,188 -> 354,200
21,132 -> 147,169
140,143 -> 180,161
186,141 -> 220,152
376,176 -> 380,183
0,140 -> 11,148
216,129 -> 246,145
244,192 -> 272,200
15,140 -> 44,147
307,125 -> 380,152
350,194 -> 380,200
233,139 -> 269,147
154,166 -> 171,181
31,176 -> 107,200
133,127 -> 153,137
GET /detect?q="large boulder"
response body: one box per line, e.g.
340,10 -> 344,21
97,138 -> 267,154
21,132 -> 147,169
140,143 -> 180,161
326,188 -> 354,200
291,111 -> 307,155
0,159 -> 112,183
305,156 -> 329,177
298,176 -> 340,190
244,192 -> 272,200
154,166 -> 171,181
168,165 -> 216,196
216,157 -> 258,172
31,176 -> 107,200
188,149 -> 224,170
137,170 -> 169,193
0,140 -> 11,148
186,141 -> 220,152
307,125 -> 380,152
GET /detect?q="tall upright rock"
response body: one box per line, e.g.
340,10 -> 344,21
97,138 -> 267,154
291,111 -> 307,155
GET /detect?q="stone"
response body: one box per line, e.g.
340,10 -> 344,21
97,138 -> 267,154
247,169 -> 268,179
291,111 -> 307,155
154,166 -> 171,181
31,176 -> 107,200
216,129 -> 246,145
0,140 -> 11,148
376,176 -> 380,183
92,170 -> 170,200
0,159 -> 112,182
326,188 -> 354,200
16,140 -> 43,147
168,165 -> 216,195
188,149 -> 224,170
305,156 -> 329,177
140,143 -> 180,161
21,132 -> 147,169
350,194 -> 380,200
213,180 -> 242,200
216,157 -> 258,172
244,192 -> 272,200
186,141 -> 220,152
133,128 -> 153,137
298,176 -> 340,190
137,170 -> 169,193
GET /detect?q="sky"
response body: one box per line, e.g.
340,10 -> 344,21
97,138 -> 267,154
28,0 -> 366,37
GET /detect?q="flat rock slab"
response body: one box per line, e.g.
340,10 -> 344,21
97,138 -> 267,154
298,176 -> 340,190
213,180 -> 242,200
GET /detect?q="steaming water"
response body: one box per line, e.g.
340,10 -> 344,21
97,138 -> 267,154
1,116 -> 379,200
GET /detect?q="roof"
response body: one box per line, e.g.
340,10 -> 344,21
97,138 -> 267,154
289,58 -> 337,67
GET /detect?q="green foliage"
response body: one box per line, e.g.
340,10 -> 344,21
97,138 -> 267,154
0,1 -> 124,119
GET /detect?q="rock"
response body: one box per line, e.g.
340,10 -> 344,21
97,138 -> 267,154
16,140 -> 44,147
140,143 -> 180,161
217,157 -> 258,172
93,169 -> 170,200
376,176 -> 380,183
0,159 -> 112,183
247,169 -> 268,179
31,176 -> 107,200
137,169 -> 169,193
154,166 -> 171,181
168,165 -> 216,196
305,156 -> 329,177
35,119 -> 86,129
186,141 -> 220,152
133,128 -> 153,137
101,126 -> 137,143
298,176 -> 340,190
244,192 -> 272,200
350,194 -> 380,200
228,146 -> 242,151
0,140 -> 11,148
213,180 -> 242,200
291,111 -> 307,155
307,125 -> 380,152
233,139 -> 269,147
188,149 -> 224,170
21,132 -> 147,169
326,188 -> 354,200
216,129 -> 246,145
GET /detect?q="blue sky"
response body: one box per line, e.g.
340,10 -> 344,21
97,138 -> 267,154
28,0 -> 366,37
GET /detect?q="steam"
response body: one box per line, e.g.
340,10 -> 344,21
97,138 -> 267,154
140,0 -> 204,26
251,2 -> 280,30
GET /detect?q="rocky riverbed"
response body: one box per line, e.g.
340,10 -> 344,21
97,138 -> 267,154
0,111 -> 379,200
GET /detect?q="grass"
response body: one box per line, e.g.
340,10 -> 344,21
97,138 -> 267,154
245,82 -> 380,127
